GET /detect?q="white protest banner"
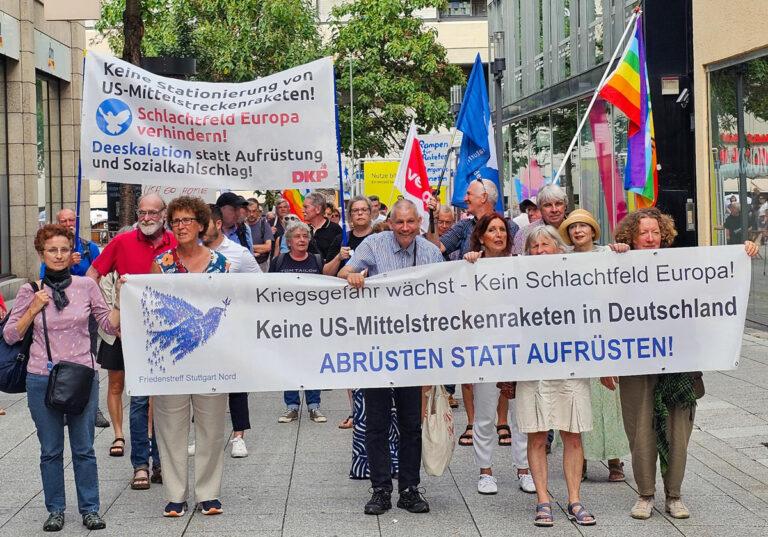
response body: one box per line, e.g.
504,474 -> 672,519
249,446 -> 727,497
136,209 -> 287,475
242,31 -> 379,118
419,133 -> 454,186
120,246 -> 750,396
81,52 -> 338,191
140,184 -> 217,204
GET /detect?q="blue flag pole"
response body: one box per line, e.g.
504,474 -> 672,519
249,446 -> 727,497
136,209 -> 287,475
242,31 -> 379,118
74,53 -> 87,251
332,64 -> 348,246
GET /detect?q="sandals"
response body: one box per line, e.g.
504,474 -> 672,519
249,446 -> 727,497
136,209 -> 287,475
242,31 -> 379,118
131,468 -> 150,490
534,502 -> 554,527
338,416 -> 354,429
497,424 -> 512,446
109,437 -> 125,457
458,424 -> 473,446
608,461 -> 625,482
567,502 -> 596,526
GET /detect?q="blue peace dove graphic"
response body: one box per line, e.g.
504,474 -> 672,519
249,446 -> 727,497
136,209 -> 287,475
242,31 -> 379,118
141,288 -> 231,373
96,98 -> 132,136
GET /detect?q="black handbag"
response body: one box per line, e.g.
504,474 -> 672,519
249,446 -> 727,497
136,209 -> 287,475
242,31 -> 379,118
41,306 -> 95,415
0,282 -> 39,393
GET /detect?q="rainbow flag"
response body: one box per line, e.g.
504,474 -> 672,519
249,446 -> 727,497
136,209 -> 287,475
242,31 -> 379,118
281,189 -> 307,221
598,16 -> 657,208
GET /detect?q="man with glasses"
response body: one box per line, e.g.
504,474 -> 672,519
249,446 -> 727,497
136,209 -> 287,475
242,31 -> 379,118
427,178 -> 518,258
87,193 -> 176,492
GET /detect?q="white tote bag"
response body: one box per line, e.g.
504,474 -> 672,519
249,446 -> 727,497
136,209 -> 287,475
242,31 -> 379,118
421,385 -> 456,476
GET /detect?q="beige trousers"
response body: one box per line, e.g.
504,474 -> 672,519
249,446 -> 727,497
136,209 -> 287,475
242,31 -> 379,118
619,374 -> 695,499
153,393 -> 228,503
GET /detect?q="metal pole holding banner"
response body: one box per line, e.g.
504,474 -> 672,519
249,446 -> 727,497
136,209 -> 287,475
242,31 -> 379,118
551,8 -> 641,186
333,65 -> 348,246
428,85 -> 464,234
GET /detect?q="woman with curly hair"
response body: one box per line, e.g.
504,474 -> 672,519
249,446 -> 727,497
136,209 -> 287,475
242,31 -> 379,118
150,196 -> 230,519
614,207 -> 758,521
3,225 -> 121,531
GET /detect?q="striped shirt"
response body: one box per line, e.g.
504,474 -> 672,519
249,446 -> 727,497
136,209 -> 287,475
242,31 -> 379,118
345,232 -> 443,276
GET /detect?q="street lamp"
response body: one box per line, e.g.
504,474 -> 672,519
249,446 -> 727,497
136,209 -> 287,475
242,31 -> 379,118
450,84 -> 463,119
490,31 -> 511,213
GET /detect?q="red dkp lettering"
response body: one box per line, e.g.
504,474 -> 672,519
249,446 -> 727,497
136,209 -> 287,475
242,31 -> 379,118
292,168 -> 329,183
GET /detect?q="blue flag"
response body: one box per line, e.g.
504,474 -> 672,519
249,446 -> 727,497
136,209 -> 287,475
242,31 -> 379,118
451,54 -> 502,212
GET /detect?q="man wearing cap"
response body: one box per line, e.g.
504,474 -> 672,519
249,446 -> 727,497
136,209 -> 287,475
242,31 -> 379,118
513,199 -> 541,228
216,192 -> 253,252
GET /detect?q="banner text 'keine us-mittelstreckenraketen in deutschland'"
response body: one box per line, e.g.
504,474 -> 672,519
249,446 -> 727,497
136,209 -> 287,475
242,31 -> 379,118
81,53 -> 338,191
120,246 -> 751,396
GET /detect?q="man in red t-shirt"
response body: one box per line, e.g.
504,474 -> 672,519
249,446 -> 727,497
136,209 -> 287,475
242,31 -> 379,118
88,193 -> 176,491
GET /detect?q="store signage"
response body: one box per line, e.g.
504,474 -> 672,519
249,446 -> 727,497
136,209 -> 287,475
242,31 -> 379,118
34,30 -> 71,81
0,12 -> 20,60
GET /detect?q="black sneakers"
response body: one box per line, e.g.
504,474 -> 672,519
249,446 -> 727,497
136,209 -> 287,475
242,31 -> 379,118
364,488 -> 392,515
397,487 -> 430,513
43,512 -> 64,532
82,512 -> 106,530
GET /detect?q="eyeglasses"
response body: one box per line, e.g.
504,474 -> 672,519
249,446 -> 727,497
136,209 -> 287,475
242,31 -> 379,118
136,209 -> 163,219
170,217 -> 198,228
44,247 -> 71,256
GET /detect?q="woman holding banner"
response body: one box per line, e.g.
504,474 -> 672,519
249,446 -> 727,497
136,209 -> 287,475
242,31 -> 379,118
150,197 -> 230,518
3,225 -> 122,531
614,208 -> 758,520
559,210 -> 630,482
462,213 -> 536,495
517,225 -> 595,527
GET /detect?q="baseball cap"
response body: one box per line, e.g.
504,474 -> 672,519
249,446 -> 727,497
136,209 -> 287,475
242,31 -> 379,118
216,192 -> 249,208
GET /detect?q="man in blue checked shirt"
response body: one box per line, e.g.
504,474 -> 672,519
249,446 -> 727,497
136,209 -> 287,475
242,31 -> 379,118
339,199 -> 443,516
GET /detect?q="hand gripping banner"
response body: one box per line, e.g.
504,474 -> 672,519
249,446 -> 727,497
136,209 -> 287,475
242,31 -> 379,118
81,53 -> 339,191
119,246 -> 751,396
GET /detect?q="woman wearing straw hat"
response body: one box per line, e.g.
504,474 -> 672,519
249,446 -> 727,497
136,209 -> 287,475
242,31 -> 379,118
559,209 -> 630,482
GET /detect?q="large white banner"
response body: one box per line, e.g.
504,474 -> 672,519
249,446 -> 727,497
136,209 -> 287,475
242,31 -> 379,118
120,246 -> 751,396
81,53 -> 339,191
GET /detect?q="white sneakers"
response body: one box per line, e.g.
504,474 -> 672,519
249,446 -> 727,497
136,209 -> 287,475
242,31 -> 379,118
477,474 -> 498,495
518,472 -> 536,493
230,436 -> 248,458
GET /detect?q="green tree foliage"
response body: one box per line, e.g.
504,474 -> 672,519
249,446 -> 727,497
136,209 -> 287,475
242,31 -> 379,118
96,0 -> 322,82
330,0 -> 464,157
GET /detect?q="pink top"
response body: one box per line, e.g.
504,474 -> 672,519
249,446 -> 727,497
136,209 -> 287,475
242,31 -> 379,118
2,277 -> 117,376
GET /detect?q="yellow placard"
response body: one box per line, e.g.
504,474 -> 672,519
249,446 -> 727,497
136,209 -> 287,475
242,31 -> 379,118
363,160 -> 448,208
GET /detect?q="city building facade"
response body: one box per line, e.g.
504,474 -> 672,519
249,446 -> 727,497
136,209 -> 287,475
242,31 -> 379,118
0,0 -> 86,289
692,0 -> 768,328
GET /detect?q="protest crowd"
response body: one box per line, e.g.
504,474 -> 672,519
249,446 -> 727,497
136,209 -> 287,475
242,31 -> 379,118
0,181 -> 759,532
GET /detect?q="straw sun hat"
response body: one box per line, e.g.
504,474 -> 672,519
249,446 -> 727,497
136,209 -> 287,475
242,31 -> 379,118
558,209 -> 601,245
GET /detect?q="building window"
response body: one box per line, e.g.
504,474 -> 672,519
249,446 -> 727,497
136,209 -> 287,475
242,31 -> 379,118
36,75 -> 63,226
588,0 -> 604,66
0,59 -> 9,277
439,1 -> 488,18
552,103 -> 579,208
708,53 -> 768,328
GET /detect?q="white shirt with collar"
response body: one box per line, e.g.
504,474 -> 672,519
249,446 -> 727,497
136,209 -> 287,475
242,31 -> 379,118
214,235 -> 261,273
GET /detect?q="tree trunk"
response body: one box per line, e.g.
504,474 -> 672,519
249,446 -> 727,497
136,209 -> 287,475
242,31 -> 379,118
118,0 -> 144,227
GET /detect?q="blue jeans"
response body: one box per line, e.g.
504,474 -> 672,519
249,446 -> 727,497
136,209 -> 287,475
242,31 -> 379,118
26,372 -> 100,515
283,390 -> 320,410
129,396 -> 160,470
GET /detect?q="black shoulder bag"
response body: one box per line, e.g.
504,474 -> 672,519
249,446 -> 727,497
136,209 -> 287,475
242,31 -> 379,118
42,307 -> 95,415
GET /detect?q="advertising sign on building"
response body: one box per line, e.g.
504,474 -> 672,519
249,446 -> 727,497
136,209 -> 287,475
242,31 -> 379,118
34,30 -> 71,81
0,12 -> 20,60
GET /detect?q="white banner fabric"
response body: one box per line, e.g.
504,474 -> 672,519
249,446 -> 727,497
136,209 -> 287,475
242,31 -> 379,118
81,53 -> 339,191
120,246 -> 750,396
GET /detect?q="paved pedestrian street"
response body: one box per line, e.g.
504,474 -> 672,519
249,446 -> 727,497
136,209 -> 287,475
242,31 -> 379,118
1,330 -> 768,536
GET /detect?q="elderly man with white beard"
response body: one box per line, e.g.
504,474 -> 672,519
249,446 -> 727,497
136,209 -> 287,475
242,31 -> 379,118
87,193 -> 177,491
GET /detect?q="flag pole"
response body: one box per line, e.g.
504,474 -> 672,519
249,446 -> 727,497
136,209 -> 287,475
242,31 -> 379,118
333,63 -> 348,246
551,8 -> 641,185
